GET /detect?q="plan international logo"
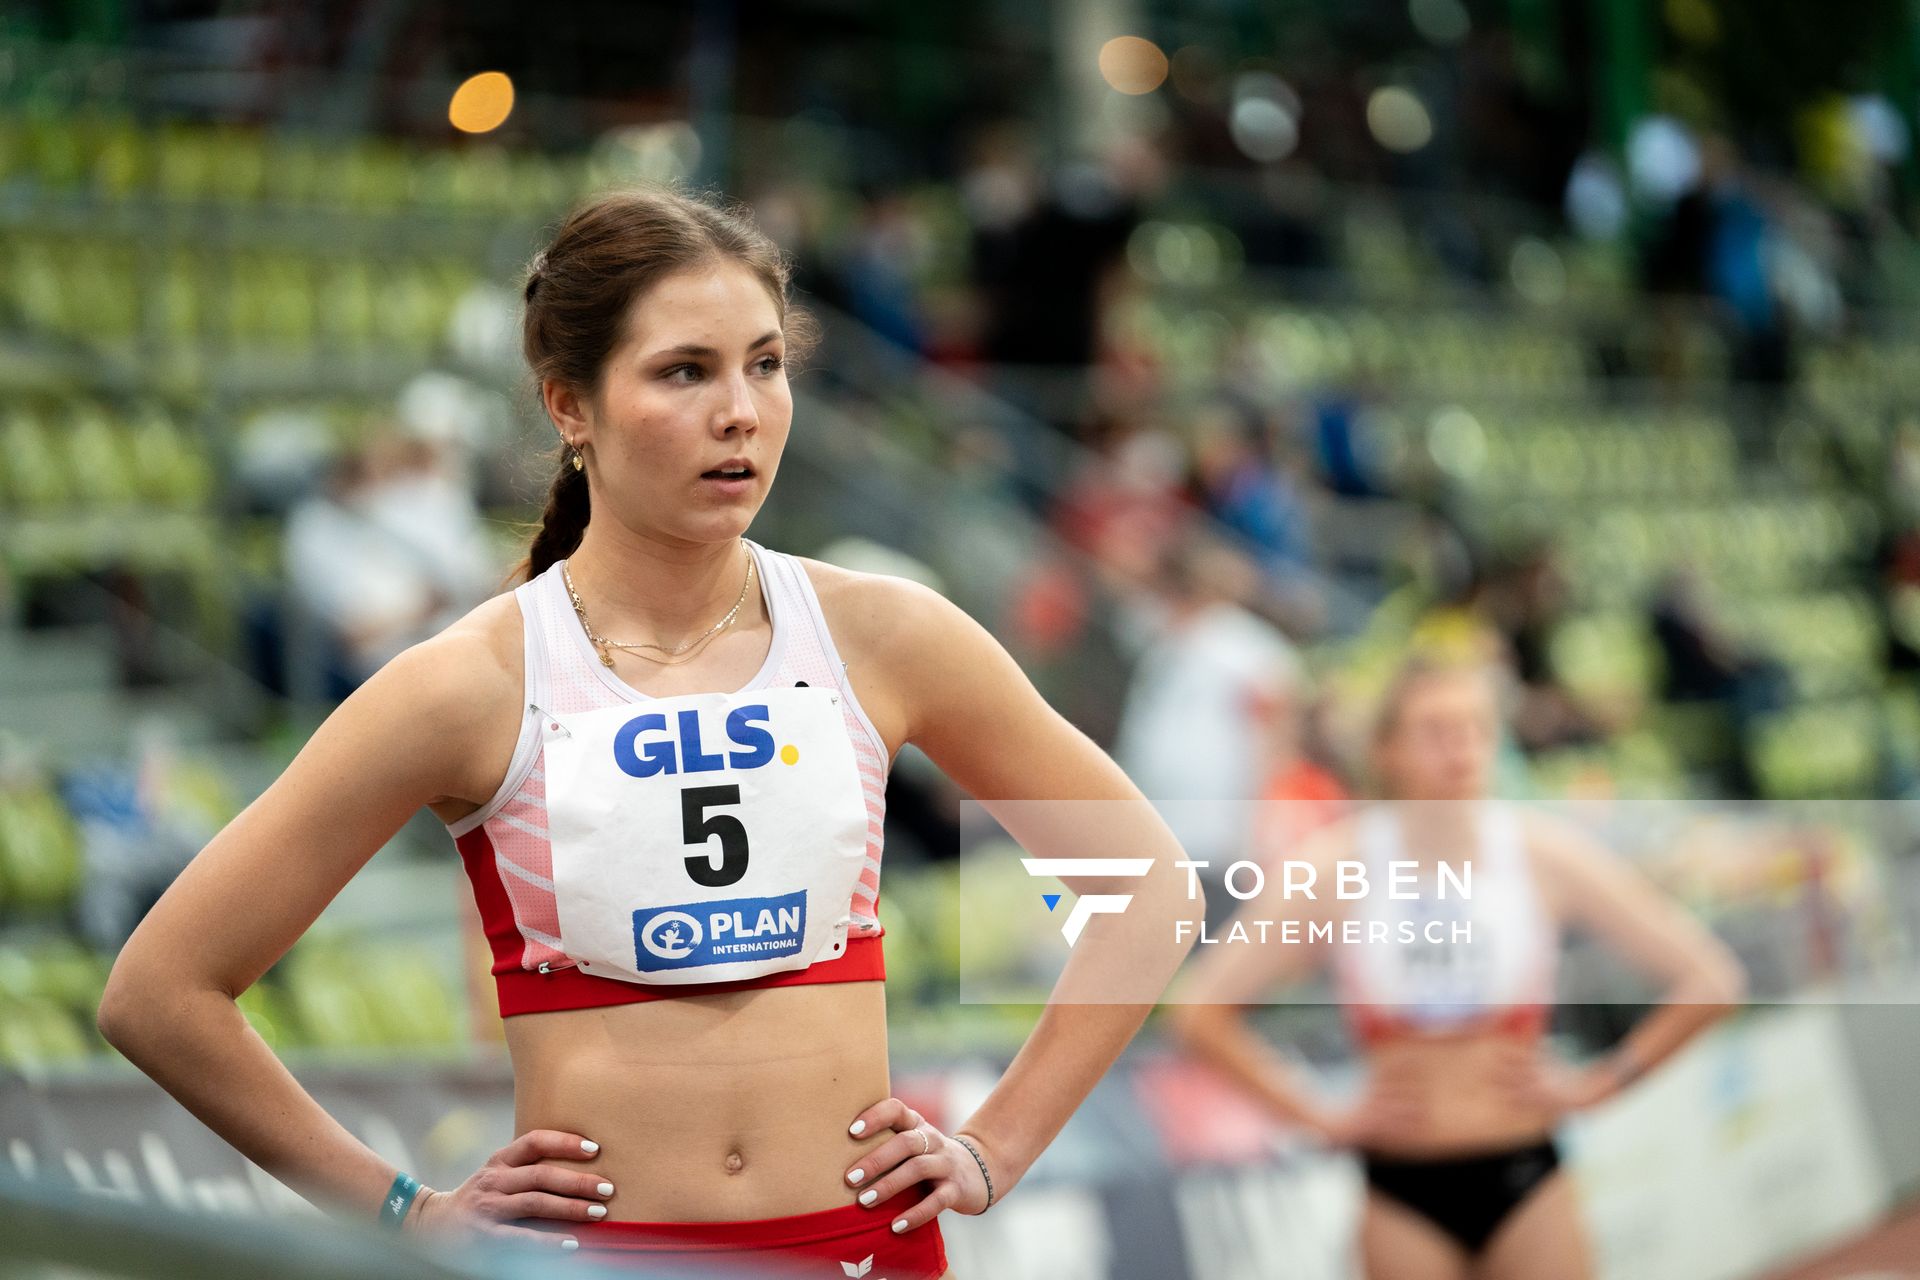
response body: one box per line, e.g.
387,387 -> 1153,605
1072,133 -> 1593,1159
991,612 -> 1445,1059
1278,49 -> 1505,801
630,890 -> 808,971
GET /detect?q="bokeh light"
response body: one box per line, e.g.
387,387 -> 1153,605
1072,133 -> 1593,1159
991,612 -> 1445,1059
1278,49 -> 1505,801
1627,114 -> 1702,203
1508,236 -> 1568,305
1409,0 -> 1471,45
1565,152 -> 1629,239
1126,220 -> 1244,286
1098,36 -> 1169,96
448,71 -> 514,134
1367,85 -> 1433,153
1427,405 -> 1487,478
1231,97 -> 1299,163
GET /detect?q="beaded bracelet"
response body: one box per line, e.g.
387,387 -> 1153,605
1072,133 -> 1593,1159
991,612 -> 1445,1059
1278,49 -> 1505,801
380,1171 -> 423,1230
952,1133 -> 995,1211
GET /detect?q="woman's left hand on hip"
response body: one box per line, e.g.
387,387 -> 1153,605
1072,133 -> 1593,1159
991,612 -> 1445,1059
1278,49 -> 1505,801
844,1095 -> 990,1229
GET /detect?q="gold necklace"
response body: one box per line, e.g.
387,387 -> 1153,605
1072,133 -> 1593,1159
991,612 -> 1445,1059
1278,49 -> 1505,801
563,545 -> 755,669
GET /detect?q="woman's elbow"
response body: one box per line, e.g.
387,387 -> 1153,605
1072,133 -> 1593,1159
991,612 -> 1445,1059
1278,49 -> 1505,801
1164,1001 -> 1201,1048
1165,999 -> 1232,1054
95,965 -> 147,1052
1691,947 -> 1749,1017
96,956 -> 189,1053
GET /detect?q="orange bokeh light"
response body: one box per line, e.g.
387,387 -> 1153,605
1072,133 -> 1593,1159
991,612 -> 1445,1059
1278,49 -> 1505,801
1099,36 -> 1169,96
449,72 -> 515,134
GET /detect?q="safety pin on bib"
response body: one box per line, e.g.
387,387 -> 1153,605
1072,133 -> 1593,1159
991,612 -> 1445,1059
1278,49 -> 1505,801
530,702 -> 571,739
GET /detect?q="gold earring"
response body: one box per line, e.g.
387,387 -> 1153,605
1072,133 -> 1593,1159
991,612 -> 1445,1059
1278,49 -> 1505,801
569,440 -> 584,471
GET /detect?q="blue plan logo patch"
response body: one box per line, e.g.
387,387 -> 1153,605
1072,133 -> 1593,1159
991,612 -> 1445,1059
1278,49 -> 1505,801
631,890 -> 809,971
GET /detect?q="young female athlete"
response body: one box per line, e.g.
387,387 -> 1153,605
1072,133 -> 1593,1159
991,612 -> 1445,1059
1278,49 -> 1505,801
98,186 -> 1195,1277
1170,653 -> 1747,1279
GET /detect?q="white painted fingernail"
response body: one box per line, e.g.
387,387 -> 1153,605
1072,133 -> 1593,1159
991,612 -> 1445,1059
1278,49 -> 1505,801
892,1218 -> 909,1234
596,1182 -> 614,1197
849,1120 -> 866,1136
561,1238 -> 579,1251
580,1139 -> 599,1154
859,1189 -> 877,1206
847,1168 -> 865,1185
588,1204 -> 607,1219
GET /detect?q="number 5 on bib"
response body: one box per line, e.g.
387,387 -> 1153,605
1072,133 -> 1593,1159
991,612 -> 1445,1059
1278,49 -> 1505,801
538,686 -> 871,986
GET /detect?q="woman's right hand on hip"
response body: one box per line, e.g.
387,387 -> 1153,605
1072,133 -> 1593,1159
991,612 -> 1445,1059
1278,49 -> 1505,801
404,1128 -> 614,1250
1312,1080 -> 1428,1149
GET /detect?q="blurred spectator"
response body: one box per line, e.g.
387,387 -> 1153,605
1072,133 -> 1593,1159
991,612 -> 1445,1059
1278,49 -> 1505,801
1188,396 -> 1315,579
1112,528 -> 1303,896
66,723 -> 211,952
970,136 -> 1160,369
1246,674 -> 1350,870
837,189 -> 935,353
1878,520 -> 1920,677
1307,385 -> 1389,499
1054,416 -> 1193,591
1875,422 -> 1920,677
282,434 -> 478,697
360,430 -> 498,609
1649,567 -> 1795,795
1477,546 -> 1610,751
1643,133 -> 1795,387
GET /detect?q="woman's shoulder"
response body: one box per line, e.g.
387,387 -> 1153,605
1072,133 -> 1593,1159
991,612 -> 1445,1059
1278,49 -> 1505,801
432,586 -> 527,691
1511,804 -> 1611,920
786,555 -> 967,761
342,587 -> 523,736
385,586 -> 529,816
788,553 -> 955,656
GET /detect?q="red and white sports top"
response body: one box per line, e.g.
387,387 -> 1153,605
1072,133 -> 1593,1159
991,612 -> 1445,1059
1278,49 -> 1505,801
447,537 -> 891,1017
1334,801 -> 1557,1044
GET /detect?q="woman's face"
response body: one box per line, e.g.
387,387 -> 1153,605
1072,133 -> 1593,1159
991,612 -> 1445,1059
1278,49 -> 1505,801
559,259 -> 792,547
1376,670 -> 1501,800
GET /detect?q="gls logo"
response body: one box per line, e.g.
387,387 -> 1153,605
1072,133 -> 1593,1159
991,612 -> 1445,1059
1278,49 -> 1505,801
613,705 -> 777,777
1021,858 -> 1154,946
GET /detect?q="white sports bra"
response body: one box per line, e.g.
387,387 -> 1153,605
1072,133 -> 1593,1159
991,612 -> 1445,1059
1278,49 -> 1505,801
445,537 -> 893,1016
1335,801 -> 1557,1038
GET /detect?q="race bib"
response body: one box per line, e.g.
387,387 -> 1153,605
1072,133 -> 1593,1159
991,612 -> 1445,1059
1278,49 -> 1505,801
1378,867 -> 1539,1026
537,686 -> 871,986
1396,887 -> 1497,1021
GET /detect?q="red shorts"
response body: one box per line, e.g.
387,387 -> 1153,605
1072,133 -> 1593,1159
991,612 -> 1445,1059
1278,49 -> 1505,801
562,1183 -> 949,1278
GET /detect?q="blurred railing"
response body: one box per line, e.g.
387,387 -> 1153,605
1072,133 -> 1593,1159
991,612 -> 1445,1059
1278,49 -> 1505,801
0,1166 -> 754,1280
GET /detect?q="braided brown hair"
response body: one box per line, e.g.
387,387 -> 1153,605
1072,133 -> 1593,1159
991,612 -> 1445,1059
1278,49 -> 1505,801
506,183 -> 820,586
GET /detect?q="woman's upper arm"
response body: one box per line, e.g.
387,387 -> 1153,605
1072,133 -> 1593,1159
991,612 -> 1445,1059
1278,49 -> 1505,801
878,576 -> 1137,803
1530,811 -> 1747,1000
104,630 -> 511,1010
1172,820 -> 1352,1006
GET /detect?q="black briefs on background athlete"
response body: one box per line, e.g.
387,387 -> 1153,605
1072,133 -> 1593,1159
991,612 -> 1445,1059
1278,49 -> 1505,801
1360,1138 -> 1562,1254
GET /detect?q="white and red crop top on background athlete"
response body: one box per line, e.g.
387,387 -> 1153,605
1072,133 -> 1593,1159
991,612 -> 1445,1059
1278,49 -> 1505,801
446,537 -> 891,1017
1333,800 -> 1558,1044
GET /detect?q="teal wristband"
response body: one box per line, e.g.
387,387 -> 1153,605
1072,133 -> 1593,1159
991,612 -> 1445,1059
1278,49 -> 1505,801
380,1171 -> 423,1230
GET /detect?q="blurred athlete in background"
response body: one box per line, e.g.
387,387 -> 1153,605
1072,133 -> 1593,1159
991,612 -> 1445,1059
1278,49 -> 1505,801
1171,653 -> 1746,1279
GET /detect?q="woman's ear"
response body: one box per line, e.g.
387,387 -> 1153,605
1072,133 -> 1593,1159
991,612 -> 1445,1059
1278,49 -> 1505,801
541,377 -> 592,450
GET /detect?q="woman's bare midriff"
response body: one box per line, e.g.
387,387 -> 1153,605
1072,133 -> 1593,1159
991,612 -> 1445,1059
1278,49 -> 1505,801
1359,1031 -> 1558,1159
503,978 -> 897,1222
